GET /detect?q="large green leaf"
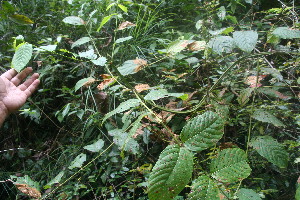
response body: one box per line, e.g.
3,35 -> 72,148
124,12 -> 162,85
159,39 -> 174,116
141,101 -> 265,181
250,136 -> 289,168
68,153 -> 87,169
188,175 -> 220,200
237,188 -> 261,200
71,37 -> 91,48
74,77 -> 95,92
148,145 -> 193,200
272,27 -> 300,39
180,111 -> 224,152
233,31 -> 258,52
210,148 -> 251,183
97,13 -> 117,32
144,89 -> 184,101
252,109 -> 285,127
117,58 -> 147,76
83,139 -> 104,152
208,36 -> 234,55
102,99 -> 140,124
11,43 -> 33,72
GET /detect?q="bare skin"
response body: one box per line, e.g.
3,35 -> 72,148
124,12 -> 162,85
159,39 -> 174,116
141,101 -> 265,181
0,67 -> 40,126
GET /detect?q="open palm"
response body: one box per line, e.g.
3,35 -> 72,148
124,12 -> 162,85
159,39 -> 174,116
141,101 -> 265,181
0,67 -> 40,114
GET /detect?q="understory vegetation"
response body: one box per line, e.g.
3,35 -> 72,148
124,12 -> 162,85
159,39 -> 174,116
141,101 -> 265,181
1,0 -> 300,199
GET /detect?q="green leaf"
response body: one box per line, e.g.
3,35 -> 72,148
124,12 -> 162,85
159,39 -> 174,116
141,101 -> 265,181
46,171 -> 65,187
188,175 -> 220,200
118,58 -> 147,76
71,37 -> 91,48
62,16 -> 85,25
91,57 -> 107,66
83,139 -> 104,152
34,45 -> 57,52
108,129 -> 139,154
144,89 -> 184,101
237,188 -> 261,200
97,13 -> 117,32
74,77 -> 95,92
115,36 -> 133,44
62,103 -> 71,119
238,88 -> 254,106
117,4 -> 128,13
9,14 -> 34,24
210,148 -> 251,183
167,40 -> 189,55
252,109 -> 285,127
233,31 -> 258,52
68,153 -> 86,169
250,136 -> 289,168
78,49 -> 97,59
10,175 -> 40,190
102,99 -> 140,124
272,27 -> 300,39
217,6 -> 226,20
148,145 -> 193,200
244,0 -> 253,4
180,111 -> 224,152
11,43 -> 32,72
208,36 -> 234,55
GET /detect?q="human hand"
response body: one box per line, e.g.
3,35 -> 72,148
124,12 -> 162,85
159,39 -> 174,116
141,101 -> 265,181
0,67 -> 40,116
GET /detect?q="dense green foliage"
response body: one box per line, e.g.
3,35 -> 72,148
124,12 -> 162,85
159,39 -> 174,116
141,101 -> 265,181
0,0 -> 300,199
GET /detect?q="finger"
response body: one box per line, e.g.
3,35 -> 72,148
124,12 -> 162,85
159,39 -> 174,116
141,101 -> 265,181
18,73 -> 40,91
11,67 -> 33,86
23,79 -> 40,97
1,69 -> 18,80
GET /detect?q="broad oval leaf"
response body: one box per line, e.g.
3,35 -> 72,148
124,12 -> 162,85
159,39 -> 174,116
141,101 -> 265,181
144,89 -> 184,101
250,136 -> 289,168
118,59 -> 147,76
167,40 -> 189,55
180,111 -> 224,152
74,77 -> 95,92
62,16 -> 85,25
91,57 -> 107,66
272,27 -> 300,39
83,139 -> 105,152
102,99 -> 140,124
11,43 -> 33,72
188,175 -> 220,200
34,45 -> 57,52
208,36 -> 234,55
148,144 -> 193,200
233,31 -> 258,52
210,148 -> 251,183
237,188 -> 262,200
71,37 -> 91,48
252,109 -> 285,127
68,153 -> 86,169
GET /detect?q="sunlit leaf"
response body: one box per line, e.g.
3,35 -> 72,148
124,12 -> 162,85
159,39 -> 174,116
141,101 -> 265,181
115,36 -> 133,44
62,16 -> 85,25
9,14 -> 34,24
118,58 -> 147,76
144,89 -> 184,101
233,30 -> 258,52
91,57 -> 107,66
117,4 -> 127,13
97,13 -> 117,32
108,129 -> 139,154
208,36 -> 234,55
272,27 -> 300,39
117,21 -> 136,30
74,77 -> 95,91
34,45 -> 57,52
83,139 -> 105,152
78,49 -> 97,59
71,37 -> 91,48
11,43 -> 32,72
68,153 -> 86,169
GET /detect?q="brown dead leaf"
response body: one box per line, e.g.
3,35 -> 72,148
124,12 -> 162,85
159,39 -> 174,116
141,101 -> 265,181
117,21 -> 136,30
97,75 -> 116,90
135,84 -> 150,93
245,75 -> 267,88
15,184 -> 41,199
83,78 -> 96,88
133,58 -> 147,72
187,41 -> 206,51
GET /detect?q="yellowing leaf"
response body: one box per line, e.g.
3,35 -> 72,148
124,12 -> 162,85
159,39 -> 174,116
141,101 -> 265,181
117,21 -> 136,30
9,14 -> 34,24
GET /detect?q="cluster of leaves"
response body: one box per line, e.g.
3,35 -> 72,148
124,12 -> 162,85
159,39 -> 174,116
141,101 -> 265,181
0,0 -> 300,199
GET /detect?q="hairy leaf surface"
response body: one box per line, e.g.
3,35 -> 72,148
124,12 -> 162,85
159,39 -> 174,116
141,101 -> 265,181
210,148 -> 251,183
180,111 -> 224,152
250,136 -> 289,168
208,36 -> 234,55
188,175 -> 220,200
233,31 -> 258,52
148,145 -> 193,200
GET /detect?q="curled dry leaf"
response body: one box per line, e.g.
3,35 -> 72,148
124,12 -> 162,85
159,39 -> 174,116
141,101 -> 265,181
187,41 -> 206,51
15,184 -> 41,199
117,21 -> 136,30
83,78 -> 96,87
135,84 -> 150,93
97,74 -> 116,90
133,58 -> 147,72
